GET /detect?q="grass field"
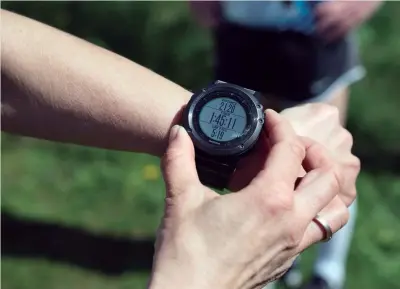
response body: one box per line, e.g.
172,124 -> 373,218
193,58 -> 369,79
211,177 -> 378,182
2,2 -> 400,289
2,135 -> 400,289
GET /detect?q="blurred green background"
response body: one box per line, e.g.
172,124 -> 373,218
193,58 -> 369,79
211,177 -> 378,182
1,2 -> 400,289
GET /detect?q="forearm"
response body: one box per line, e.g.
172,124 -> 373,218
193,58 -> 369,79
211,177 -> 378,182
1,9 -> 191,157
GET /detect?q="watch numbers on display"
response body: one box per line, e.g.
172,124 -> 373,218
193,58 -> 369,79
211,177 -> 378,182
208,112 -> 237,131
198,97 -> 247,142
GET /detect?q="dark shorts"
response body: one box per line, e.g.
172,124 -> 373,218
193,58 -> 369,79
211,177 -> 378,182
214,22 -> 365,104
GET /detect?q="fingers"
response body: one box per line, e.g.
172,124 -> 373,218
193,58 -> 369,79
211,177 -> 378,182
300,137 -> 334,172
293,138 -> 351,249
229,130 -> 269,192
294,165 -> 341,223
301,135 -> 359,208
294,137 -> 342,220
298,197 -> 349,252
161,125 -> 199,197
327,126 -> 353,152
247,110 -> 305,193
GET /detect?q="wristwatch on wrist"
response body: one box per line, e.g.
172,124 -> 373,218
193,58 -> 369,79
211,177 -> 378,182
182,80 -> 265,190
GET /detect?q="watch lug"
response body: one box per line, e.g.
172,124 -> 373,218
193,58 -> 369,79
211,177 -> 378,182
214,80 -> 227,85
215,80 -> 256,96
243,87 -> 256,95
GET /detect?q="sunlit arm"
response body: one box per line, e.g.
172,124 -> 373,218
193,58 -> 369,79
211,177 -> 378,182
1,9 -> 191,157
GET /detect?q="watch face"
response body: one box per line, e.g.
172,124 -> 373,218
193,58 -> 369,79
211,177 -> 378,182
184,82 -> 264,156
198,97 -> 247,142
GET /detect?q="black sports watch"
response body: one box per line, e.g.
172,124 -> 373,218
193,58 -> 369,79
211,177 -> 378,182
182,80 -> 265,190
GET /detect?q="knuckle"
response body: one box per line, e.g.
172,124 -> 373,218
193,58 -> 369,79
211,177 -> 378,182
270,180 -> 295,197
288,138 -> 306,161
285,227 -> 303,249
311,103 -> 327,115
312,103 -> 339,118
350,187 -> 357,200
256,183 -> 294,217
274,192 -> 294,212
350,155 -> 361,173
344,187 -> 357,206
327,105 -> 340,118
324,165 -> 342,194
342,129 -> 354,147
342,154 -> 361,174
271,139 -> 305,164
338,205 -> 350,231
309,141 -> 334,167
310,141 -> 327,157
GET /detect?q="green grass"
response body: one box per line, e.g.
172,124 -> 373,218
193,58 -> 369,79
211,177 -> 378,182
1,137 -> 165,236
2,259 -> 150,289
2,134 -> 400,289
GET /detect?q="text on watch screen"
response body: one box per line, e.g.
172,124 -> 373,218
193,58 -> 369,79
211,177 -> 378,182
198,97 -> 247,142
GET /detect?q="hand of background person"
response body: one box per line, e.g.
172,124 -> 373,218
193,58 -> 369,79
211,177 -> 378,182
148,110 -> 353,289
280,103 -> 361,207
189,1 -> 221,28
315,0 -> 382,42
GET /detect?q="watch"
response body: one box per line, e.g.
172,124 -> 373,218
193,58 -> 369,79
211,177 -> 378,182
182,80 -> 265,190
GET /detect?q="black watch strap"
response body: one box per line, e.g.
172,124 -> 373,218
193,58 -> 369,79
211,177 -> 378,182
195,148 -> 238,191
191,80 -> 259,190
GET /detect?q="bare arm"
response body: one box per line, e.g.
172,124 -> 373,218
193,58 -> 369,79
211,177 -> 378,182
1,9 -> 191,157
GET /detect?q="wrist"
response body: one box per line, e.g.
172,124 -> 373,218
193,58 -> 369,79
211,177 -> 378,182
147,253 -> 228,289
148,269 -> 220,289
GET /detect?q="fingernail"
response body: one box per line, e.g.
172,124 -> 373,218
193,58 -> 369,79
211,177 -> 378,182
265,109 -> 279,118
169,125 -> 181,141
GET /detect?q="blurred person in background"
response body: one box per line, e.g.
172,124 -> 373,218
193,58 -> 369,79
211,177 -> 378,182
190,1 -> 382,289
2,7 -> 358,199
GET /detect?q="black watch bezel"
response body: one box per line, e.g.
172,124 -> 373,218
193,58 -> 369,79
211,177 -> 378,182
183,82 -> 264,157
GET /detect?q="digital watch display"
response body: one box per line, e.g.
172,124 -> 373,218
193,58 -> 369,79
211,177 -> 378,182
198,97 -> 247,142
182,80 -> 265,190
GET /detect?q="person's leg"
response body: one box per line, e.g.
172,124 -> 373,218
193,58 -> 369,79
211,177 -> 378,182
214,22 -> 358,289
274,85 -> 355,289
311,200 -> 357,289
307,86 -> 356,289
280,257 -> 303,288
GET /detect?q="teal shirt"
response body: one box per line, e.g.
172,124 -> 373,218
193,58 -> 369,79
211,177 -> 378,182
221,1 -> 320,34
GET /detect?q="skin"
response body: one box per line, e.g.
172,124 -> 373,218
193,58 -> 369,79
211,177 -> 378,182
1,9 -> 358,194
1,9 -> 361,289
258,87 -> 348,126
149,111 -> 355,289
1,9 -> 190,157
280,103 -> 360,207
315,1 -> 383,42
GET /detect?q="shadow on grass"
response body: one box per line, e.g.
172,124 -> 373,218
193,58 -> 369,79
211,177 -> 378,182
1,211 -> 155,275
348,121 -> 400,175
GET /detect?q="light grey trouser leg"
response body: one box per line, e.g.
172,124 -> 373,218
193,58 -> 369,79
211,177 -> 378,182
313,199 -> 358,289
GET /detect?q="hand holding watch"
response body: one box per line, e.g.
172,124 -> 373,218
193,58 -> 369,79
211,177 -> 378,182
182,80 -> 265,190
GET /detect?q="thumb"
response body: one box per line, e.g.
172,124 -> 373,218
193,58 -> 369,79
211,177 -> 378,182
161,125 -> 199,197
